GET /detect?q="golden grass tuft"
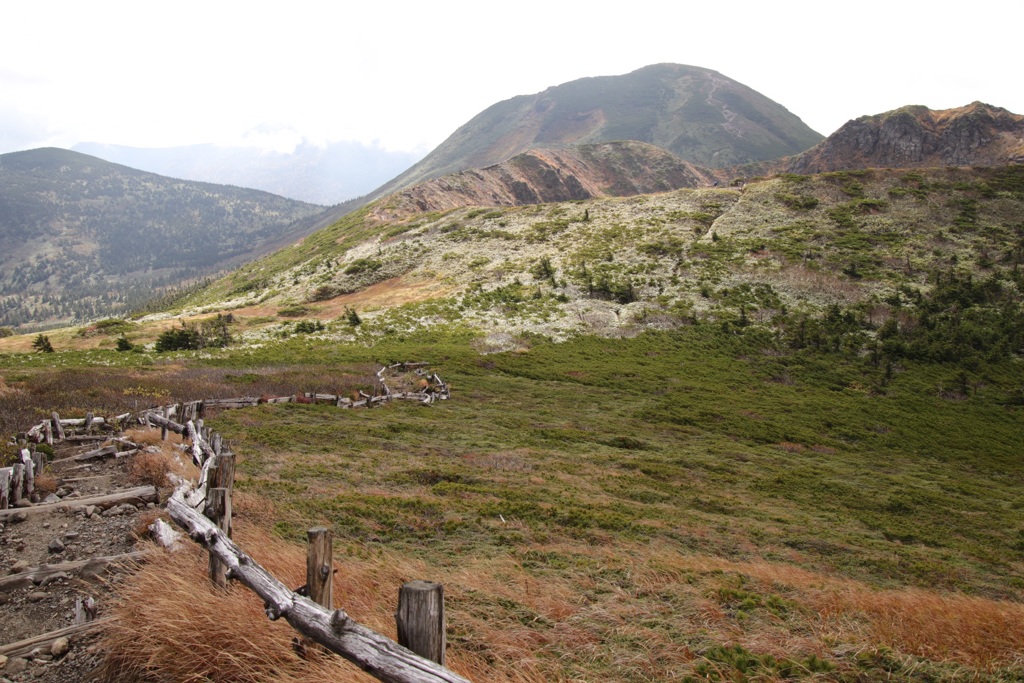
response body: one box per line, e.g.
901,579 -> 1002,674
33,472 -> 58,494
126,439 -> 197,491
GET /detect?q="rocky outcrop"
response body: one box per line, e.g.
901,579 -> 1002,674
787,103 -> 1024,173
370,141 -> 718,222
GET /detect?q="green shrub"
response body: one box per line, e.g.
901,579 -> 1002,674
294,320 -> 325,334
344,258 -> 382,275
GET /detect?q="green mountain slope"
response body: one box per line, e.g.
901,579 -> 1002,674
0,148 -> 327,328
174,166 -> 1024,375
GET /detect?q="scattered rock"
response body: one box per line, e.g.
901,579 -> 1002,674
50,637 -> 70,659
39,571 -> 69,587
43,493 -> 61,504
64,531 -> 80,540
8,510 -> 28,523
10,560 -> 30,574
27,591 -> 47,602
0,594 -> 10,606
84,506 -> 96,517
0,655 -> 6,669
5,656 -> 27,674
14,499 -> 33,508
47,538 -> 65,553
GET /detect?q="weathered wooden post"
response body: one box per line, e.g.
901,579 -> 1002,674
11,464 -> 24,506
306,527 -> 333,609
205,487 -> 231,588
84,412 -> 94,435
51,412 -> 65,442
31,452 -> 45,481
396,581 -> 446,665
44,421 -> 53,446
161,406 -> 170,441
20,450 -> 34,497
0,468 -> 10,510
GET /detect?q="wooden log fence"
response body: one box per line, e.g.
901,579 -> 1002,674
167,484 -> 470,683
1,363 -> 457,678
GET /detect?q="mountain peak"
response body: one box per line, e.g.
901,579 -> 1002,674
369,63 -> 823,201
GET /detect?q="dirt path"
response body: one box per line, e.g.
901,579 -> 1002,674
1,437 -> 171,682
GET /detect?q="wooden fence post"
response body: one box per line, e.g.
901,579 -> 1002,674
0,468 -> 10,510
11,464 -> 24,506
51,412 -> 65,442
306,527 -> 333,609
205,487 -> 231,588
396,581 -> 446,666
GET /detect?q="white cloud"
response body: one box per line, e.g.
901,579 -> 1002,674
1,0 -> 1022,155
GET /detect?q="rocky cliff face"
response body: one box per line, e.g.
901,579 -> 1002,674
787,102 -> 1024,173
370,141 -> 718,222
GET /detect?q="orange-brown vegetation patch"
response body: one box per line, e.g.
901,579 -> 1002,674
311,277 -> 455,318
663,553 -> 1024,668
103,514 -> 1024,682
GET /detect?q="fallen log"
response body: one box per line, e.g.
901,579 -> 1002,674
0,617 -> 113,658
146,413 -> 185,435
167,489 -> 472,683
63,434 -> 110,443
72,445 -> 118,462
0,551 -> 149,590
0,485 -> 158,521
58,416 -> 107,428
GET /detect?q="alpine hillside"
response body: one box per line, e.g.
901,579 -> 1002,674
0,148 -> 327,329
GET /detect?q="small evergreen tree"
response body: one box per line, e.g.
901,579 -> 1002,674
115,334 -> 134,352
345,307 -> 362,326
32,334 -> 54,353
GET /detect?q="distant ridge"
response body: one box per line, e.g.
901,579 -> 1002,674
73,140 -> 421,205
0,148 -> 326,327
368,64 -> 823,202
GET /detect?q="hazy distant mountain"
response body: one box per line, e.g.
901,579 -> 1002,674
370,140 -> 719,222
72,140 -> 423,205
0,148 -> 327,328
368,63 -> 823,202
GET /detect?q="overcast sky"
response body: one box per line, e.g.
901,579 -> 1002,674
2,0 -> 1021,157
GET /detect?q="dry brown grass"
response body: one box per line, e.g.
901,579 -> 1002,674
648,552 -> 1024,669
102,522 -> 548,683
100,507 -> 1024,682
126,440 -> 196,492
33,472 -> 58,495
